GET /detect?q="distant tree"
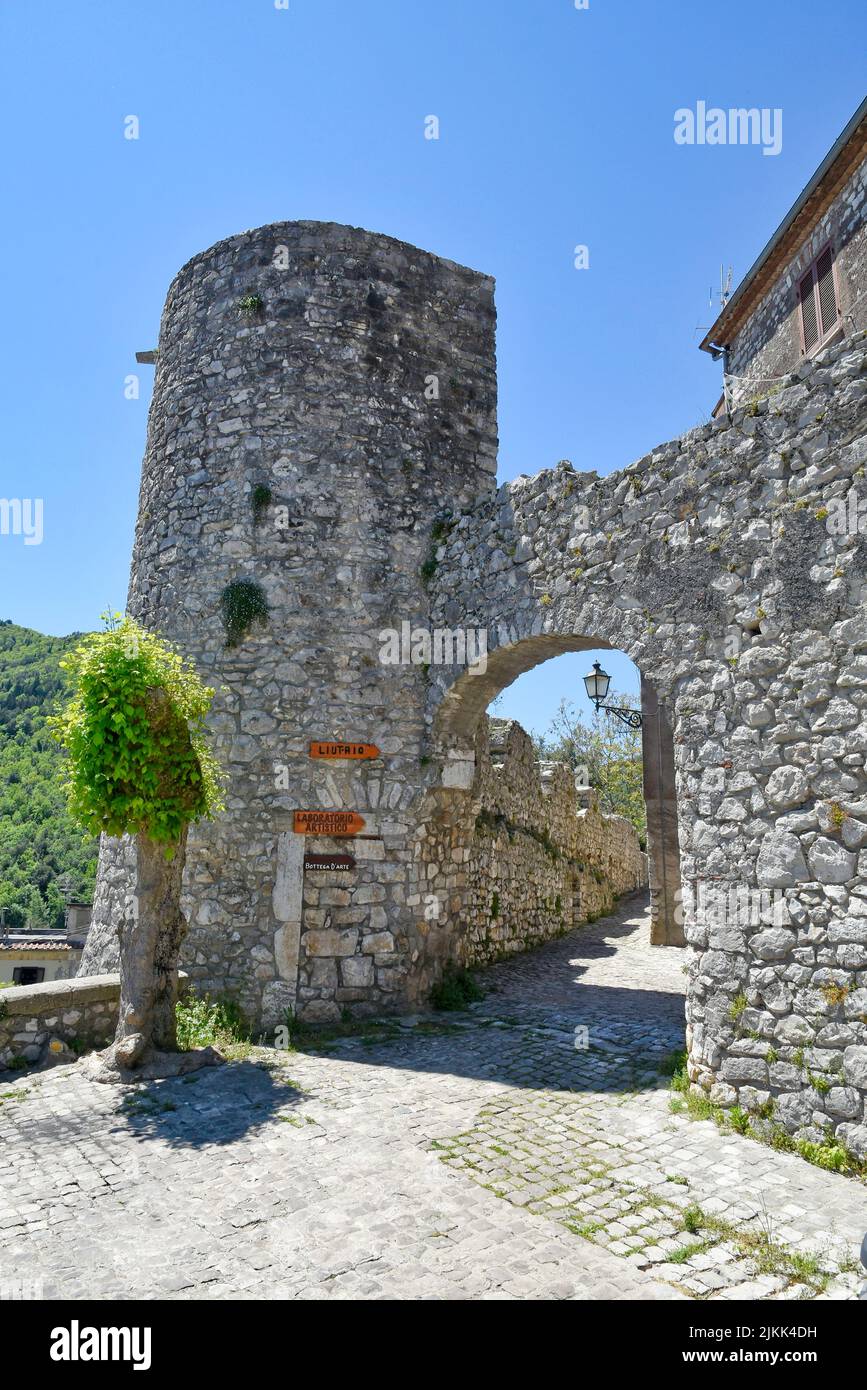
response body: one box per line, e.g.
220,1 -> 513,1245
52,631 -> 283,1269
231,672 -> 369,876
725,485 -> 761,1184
535,692 -> 646,844
50,614 -> 224,1079
0,622 -> 99,928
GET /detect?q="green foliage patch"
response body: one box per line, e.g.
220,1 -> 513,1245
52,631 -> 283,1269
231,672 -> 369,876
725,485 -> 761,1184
50,614 -> 223,845
251,484 -> 273,525
728,992 -> 748,1022
0,621 -> 98,927
533,693 -> 646,843
237,293 -> 263,316
176,993 -> 250,1053
430,965 -> 484,1012
219,579 -> 270,648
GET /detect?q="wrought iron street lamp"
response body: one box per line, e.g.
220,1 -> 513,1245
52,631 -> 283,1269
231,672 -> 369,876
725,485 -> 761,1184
582,661 -> 643,729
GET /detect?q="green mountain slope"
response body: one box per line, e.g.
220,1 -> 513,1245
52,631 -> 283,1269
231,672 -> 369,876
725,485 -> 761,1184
0,620 -> 98,928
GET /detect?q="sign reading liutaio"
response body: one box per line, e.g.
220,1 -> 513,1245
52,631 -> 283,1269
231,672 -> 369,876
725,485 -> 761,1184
309,741 -> 380,760
304,853 -> 356,872
293,810 -> 366,836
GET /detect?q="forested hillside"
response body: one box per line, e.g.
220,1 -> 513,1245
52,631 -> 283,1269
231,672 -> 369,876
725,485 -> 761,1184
0,620 -> 97,928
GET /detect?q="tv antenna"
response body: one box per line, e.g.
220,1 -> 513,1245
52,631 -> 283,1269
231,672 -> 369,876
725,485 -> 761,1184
694,264 -> 733,336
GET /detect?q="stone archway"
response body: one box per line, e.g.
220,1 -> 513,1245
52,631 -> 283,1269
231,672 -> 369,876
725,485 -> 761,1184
419,373 -> 867,1151
424,631 -> 683,949
80,223 -> 867,1156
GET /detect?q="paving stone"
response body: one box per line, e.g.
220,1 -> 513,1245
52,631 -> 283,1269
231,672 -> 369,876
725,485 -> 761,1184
1,899 -> 865,1300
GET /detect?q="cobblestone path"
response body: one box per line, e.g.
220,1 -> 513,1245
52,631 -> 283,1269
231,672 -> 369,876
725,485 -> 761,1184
1,895 -> 865,1301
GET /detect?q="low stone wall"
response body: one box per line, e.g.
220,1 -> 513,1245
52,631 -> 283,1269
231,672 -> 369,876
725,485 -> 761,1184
0,973 -> 189,1072
422,718 -> 647,970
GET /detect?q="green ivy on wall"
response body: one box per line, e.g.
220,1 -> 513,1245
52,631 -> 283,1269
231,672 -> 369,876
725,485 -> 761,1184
219,579 -> 270,648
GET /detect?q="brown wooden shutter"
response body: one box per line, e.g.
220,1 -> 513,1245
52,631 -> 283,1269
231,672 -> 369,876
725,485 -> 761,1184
799,268 -> 819,351
815,247 -> 837,337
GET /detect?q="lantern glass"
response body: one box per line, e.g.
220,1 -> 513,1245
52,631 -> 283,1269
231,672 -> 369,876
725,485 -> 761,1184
583,661 -> 611,705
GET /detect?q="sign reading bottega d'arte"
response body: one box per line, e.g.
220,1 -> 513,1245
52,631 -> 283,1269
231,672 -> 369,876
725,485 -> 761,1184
304,853 -> 356,872
293,810 -> 366,836
309,741 -> 381,760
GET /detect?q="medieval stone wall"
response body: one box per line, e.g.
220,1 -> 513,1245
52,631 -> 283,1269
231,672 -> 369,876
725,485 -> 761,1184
0,972 -> 191,1072
80,221 -> 867,1156
460,719 -> 646,962
426,328 -> 867,1155
0,976 -> 120,1070
410,718 -> 645,971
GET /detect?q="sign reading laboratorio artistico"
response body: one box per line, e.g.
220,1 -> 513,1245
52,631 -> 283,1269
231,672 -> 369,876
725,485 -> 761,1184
293,810 -> 366,836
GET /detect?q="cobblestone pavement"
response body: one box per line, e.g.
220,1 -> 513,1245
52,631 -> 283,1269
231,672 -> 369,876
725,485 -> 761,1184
1,894 -> 866,1301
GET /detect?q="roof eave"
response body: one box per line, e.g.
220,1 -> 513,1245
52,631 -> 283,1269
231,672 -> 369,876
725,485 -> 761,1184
699,95 -> 867,356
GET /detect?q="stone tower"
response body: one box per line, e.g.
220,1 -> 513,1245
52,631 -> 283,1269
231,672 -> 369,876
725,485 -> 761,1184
80,226 -> 867,1149
79,223 -> 867,1152
82,221 -> 498,1025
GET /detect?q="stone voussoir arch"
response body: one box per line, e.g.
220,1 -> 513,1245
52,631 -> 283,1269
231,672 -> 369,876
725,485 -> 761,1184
423,330 -> 867,1154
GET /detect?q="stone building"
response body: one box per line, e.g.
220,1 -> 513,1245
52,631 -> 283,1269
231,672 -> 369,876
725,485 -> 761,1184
701,97 -> 867,411
81,219 -> 867,1154
0,926 -> 88,985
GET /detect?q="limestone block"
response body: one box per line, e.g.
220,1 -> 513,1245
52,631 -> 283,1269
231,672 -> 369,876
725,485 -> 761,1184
272,832 -> 304,923
340,956 -> 374,988
302,929 -> 358,958
842,1045 -> 867,1089
808,837 -> 856,884
756,832 -> 809,887
765,766 -> 808,809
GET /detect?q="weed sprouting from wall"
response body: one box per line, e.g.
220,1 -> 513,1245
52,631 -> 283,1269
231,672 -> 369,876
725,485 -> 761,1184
237,293 -> 263,316
219,579 -> 269,648
251,484 -> 273,525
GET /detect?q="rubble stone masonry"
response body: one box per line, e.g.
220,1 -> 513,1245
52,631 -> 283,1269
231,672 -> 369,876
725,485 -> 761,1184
426,718 -> 646,967
81,223 -> 867,1155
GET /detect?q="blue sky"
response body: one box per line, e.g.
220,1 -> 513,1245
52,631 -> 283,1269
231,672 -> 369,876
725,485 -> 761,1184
0,0 -> 864,733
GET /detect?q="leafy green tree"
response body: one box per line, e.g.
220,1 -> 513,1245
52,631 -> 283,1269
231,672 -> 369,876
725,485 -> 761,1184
50,614 -> 223,1077
535,692 -> 646,845
0,621 -> 99,928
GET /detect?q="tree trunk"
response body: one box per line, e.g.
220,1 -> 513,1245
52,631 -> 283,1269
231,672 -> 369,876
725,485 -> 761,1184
116,827 -> 187,1063
84,826 -> 221,1082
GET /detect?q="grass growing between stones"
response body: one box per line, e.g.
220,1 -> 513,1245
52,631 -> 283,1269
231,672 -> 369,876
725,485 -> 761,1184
175,993 -> 255,1060
0,1087 -> 29,1106
668,1242 -> 706,1265
282,1016 -> 400,1050
665,1204 -> 832,1295
431,1114 -> 838,1297
430,966 -> 484,1012
665,1050 -> 867,1180
175,996 -> 415,1065
120,1089 -> 179,1117
277,1013 -> 466,1054
430,1080 -> 854,1299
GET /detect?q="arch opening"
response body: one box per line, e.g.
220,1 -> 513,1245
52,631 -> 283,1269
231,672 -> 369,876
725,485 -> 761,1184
414,635 -> 685,1007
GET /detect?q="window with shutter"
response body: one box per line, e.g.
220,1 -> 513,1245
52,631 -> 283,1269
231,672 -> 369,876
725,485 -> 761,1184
798,244 -> 840,355
815,247 -> 838,337
799,268 -> 819,351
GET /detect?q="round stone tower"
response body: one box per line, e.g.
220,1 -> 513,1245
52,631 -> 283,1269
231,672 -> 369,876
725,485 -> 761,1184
82,221 -> 498,1026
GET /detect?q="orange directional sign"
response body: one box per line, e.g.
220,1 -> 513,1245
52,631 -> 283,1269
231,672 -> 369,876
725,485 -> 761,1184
293,810 -> 366,836
309,741 -> 381,760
